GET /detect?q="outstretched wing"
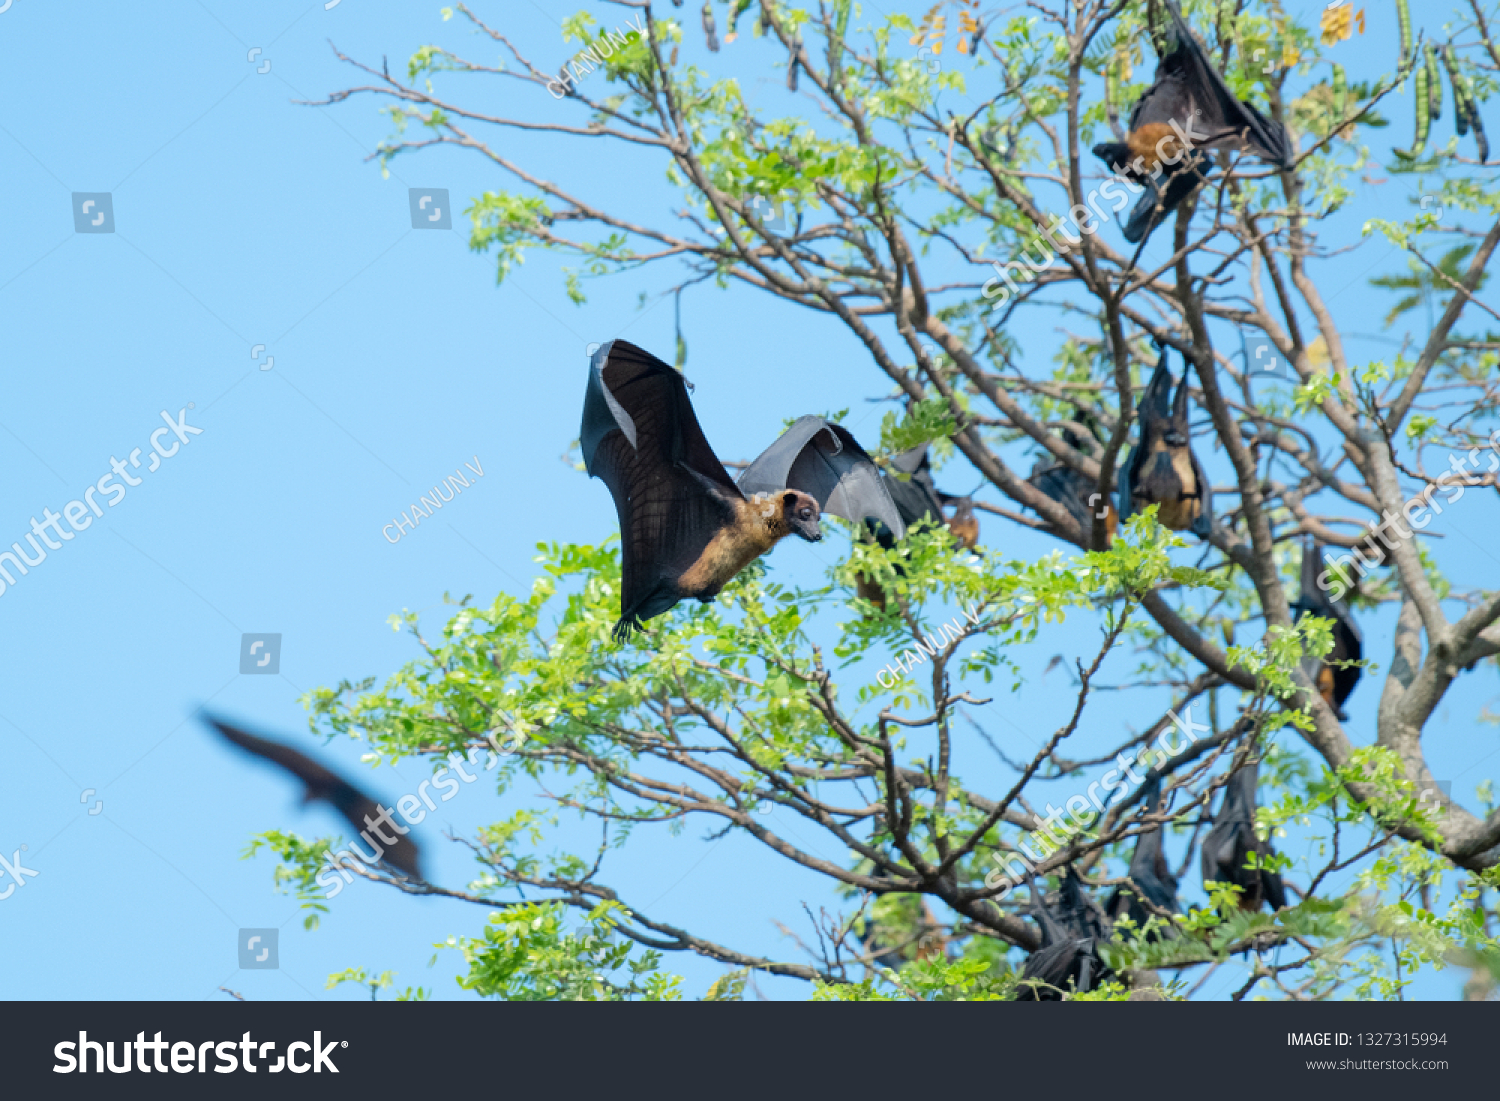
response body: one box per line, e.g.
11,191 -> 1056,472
205,715 -> 424,880
739,415 -> 906,538
582,340 -> 741,629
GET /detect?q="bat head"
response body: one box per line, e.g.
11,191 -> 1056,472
780,490 -> 822,542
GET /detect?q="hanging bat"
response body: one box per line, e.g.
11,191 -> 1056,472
853,443 -> 980,610
1117,346 -> 1212,537
1092,0 -> 1292,244
582,341 -> 897,640
1293,539 -> 1363,720
1200,758 -> 1286,912
1027,416 -> 1119,542
1105,775 -> 1180,936
204,715 -> 424,880
1015,867 -> 1112,1000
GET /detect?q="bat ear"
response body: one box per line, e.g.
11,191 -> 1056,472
1172,371 -> 1191,424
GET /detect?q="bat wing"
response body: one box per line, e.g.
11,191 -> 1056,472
1121,162 -> 1217,244
1161,0 -> 1291,165
884,445 -> 945,530
1116,439 -> 1143,526
583,341 -> 742,632
740,416 -> 906,537
1187,444 -> 1214,538
1298,542 -> 1362,711
1117,358 -> 1176,523
206,716 -> 424,880
1029,459 -> 1092,530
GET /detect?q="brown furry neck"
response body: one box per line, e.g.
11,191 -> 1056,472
1127,121 -> 1187,174
676,494 -> 791,599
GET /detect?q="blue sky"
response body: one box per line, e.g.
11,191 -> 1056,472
0,0 -> 1495,1001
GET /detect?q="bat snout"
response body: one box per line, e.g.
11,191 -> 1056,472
793,517 -> 823,543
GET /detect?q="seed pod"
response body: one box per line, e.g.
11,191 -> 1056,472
702,2 -> 719,51
1441,44 -> 1488,159
1423,43 -> 1441,122
1396,0 -> 1412,67
1440,46 -> 1470,136
1396,44 -> 1430,159
1331,63 -> 1347,125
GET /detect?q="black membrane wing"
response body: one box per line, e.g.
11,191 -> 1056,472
582,340 -> 741,628
1159,0 -> 1291,164
1295,541 -> 1364,715
1117,356 -> 1176,525
739,415 -> 906,538
1201,761 -> 1285,910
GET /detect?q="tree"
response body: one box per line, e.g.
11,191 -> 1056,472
261,0 -> 1500,999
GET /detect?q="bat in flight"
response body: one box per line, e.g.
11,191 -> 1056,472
1027,415 -> 1119,543
1292,539 -> 1363,720
1200,758 -> 1286,913
205,715 -> 424,881
581,340 -> 902,640
853,443 -> 980,611
1118,346 -> 1213,538
1104,774 -> 1180,937
1015,866 -> 1112,1001
1092,0 -> 1292,244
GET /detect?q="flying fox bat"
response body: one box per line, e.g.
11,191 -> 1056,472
1293,539 -> 1363,720
582,341 -> 898,640
853,443 -> 979,610
1118,347 -> 1212,538
1016,867 -> 1112,1001
1027,417 -> 1119,543
1105,775 -> 1180,936
1092,0 -> 1292,244
1200,759 -> 1286,912
205,716 -> 424,880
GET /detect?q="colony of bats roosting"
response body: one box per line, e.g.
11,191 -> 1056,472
201,0 -> 1388,1000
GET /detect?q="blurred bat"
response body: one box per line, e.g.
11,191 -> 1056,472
1201,758 -> 1286,912
1118,346 -> 1212,538
205,715 -> 423,880
1092,0 -> 1291,244
1105,775 -> 1180,935
1293,538 -> 1363,720
1027,415 -> 1118,542
1016,867 -> 1112,1000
